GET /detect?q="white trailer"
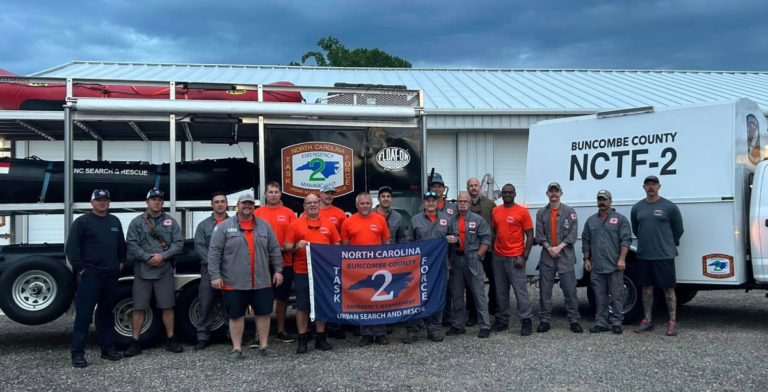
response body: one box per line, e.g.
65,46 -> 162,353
524,98 -> 768,323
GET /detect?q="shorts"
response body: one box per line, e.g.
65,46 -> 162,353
636,258 -> 676,289
294,273 -> 310,311
133,269 -> 175,310
272,266 -> 294,301
222,288 -> 274,319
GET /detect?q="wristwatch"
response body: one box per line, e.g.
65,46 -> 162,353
522,254 -> 529,261
583,256 -> 589,261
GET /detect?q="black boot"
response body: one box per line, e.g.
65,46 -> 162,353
123,339 -> 142,357
315,332 -> 333,351
296,333 -> 308,354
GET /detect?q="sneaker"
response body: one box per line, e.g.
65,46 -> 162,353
276,330 -> 295,343
570,323 -> 584,333
612,325 -> 623,334
72,355 -> 87,368
228,349 -> 242,361
296,334 -> 308,354
634,319 -> 656,334
402,332 -> 419,344
490,322 -> 509,333
537,322 -> 551,333
666,321 -> 678,336
249,338 -> 260,349
165,336 -> 184,353
100,350 -> 122,361
428,333 -> 444,342
123,340 -> 142,357
259,346 -> 278,357
328,329 -> 347,340
465,318 -> 478,327
359,335 -> 374,347
521,319 -> 533,336
478,329 -> 490,339
375,335 -> 389,345
315,333 -> 333,351
446,327 -> 466,336
589,325 -> 610,333
386,325 -> 394,335
194,340 -> 209,351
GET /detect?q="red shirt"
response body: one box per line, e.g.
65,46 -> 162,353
457,215 -> 465,252
319,205 -> 347,233
550,208 -> 559,246
285,216 -> 341,273
492,204 -> 533,257
254,205 -> 296,266
341,213 -> 391,245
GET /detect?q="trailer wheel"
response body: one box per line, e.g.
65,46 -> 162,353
175,282 -> 228,344
586,263 -> 643,325
675,288 -> 698,306
0,257 -> 74,325
99,284 -> 163,350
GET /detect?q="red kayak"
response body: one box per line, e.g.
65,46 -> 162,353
0,69 -> 302,110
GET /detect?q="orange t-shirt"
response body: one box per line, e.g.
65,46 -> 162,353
492,204 -> 533,257
221,219 -> 257,290
426,213 -> 437,223
550,208 -> 559,246
457,215 -> 465,252
438,200 -> 445,211
285,216 -> 341,273
341,213 -> 391,245
215,218 -> 227,225
319,205 -> 347,233
254,205 -> 296,266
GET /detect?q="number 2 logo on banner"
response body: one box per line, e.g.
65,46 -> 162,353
370,270 -> 394,301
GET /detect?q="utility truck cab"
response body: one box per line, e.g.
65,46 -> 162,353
524,98 -> 768,323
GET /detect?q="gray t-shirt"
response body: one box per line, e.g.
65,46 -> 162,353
630,197 -> 684,260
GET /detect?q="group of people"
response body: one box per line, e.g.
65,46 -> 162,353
65,172 -> 683,367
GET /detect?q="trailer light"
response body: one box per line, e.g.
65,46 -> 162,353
735,230 -> 740,235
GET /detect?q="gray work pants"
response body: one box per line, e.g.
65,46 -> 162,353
361,324 -> 387,337
197,267 -> 223,341
538,262 -> 580,324
449,255 -> 491,330
492,254 -> 532,325
591,270 -> 624,327
407,269 -> 448,335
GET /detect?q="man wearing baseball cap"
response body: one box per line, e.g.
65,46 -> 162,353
534,182 -> 582,333
631,175 -> 684,336
124,188 -> 184,357
67,189 -> 126,367
582,190 -> 632,334
317,182 -> 348,339
420,173 -> 457,217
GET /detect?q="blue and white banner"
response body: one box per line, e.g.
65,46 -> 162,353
307,239 -> 448,325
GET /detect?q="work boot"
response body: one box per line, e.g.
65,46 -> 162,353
259,346 -> 278,357
359,335 -> 374,347
634,319 -> 655,334
72,355 -> 87,368
465,318 -> 478,327
446,327 -> 466,336
428,333 -> 444,342
612,325 -> 623,334
165,336 -> 184,353
666,321 -> 679,336
228,349 -> 242,361
402,332 -> 419,344
315,332 -> 332,351
194,340 -> 209,351
123,339 -> 142,357
478,329 -> 490,339
375,335 -> 389,345
296,333 -> 308,354
490,322 -> 509,333
589,325 -> 610,333
570,323 -> 584,333
537,322 -> 551,333
276,330 -> 295,343
520,319 -> 533,336
100,350 -> 122,361
328,329 -> 347,340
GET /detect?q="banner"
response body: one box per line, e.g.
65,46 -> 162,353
308,238 -> 448,325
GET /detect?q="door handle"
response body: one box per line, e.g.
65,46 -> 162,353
765,219 -> 768,227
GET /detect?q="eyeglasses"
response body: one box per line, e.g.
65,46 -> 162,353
423,191 -> 437,198
307,220 -> 320,230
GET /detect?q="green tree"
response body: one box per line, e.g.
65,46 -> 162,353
292,36 -> 412,68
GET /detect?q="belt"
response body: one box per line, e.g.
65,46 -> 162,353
455,251 -> 465,256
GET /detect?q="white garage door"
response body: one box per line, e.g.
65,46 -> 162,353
493,131 -> 529,202
426,133 -> 458,198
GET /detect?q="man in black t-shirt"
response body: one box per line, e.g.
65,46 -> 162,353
66,189 -> 127,368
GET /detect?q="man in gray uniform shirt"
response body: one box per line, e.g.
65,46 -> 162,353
582,190 -> 632,334
631,175 -> 684,336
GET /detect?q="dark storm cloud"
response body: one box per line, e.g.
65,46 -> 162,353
1,0 -> 766,75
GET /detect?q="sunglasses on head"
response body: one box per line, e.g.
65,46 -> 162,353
424,191 -> 437,198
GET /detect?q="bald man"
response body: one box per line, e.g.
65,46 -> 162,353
467,177 -> 498,320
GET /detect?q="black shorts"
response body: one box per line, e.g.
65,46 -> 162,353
636,258 -> 676,289
294,273 -> 311,311
273,266 -> 294,301
222,288 -> 274,319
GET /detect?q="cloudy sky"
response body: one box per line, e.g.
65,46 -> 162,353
1,0 -> 766,75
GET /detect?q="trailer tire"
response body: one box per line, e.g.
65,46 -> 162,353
100,284 -> 163,350
586,263 -> 643,325
0,257 -> 74,325
675,288 -> 698,305
175,282 -> 228,344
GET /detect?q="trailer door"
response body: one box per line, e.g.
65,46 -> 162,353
750,160 -> 768,283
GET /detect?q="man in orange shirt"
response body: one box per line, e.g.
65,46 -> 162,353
284,194 -> 340,354
491,183 -> 535,336
341,192 -> 391,346
254,182 -> 297,344
318,183 -> 348,339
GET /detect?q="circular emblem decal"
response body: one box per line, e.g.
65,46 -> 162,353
376,147 -> 410,172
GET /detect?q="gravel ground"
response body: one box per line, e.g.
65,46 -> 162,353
1,287 -> 767,392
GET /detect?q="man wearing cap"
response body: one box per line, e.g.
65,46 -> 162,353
341,192 -> 392,346
446,192 -> 492,338
403,191 -> 459,344
318,183 -> 348,339
491,183 -> 535,336
124,188 -> 184,356
631,176 -> 684,336
534,182 -> 583,333
67,189 -> 126,367
208,193 -> 284,360
376,186 -> 407,245
420,173 -> 457,217
284,194 -> 339,353
193,191 -> 229,350
583,190 -> 632,334
467,177 -> 498,324
254,182 -> 297,345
